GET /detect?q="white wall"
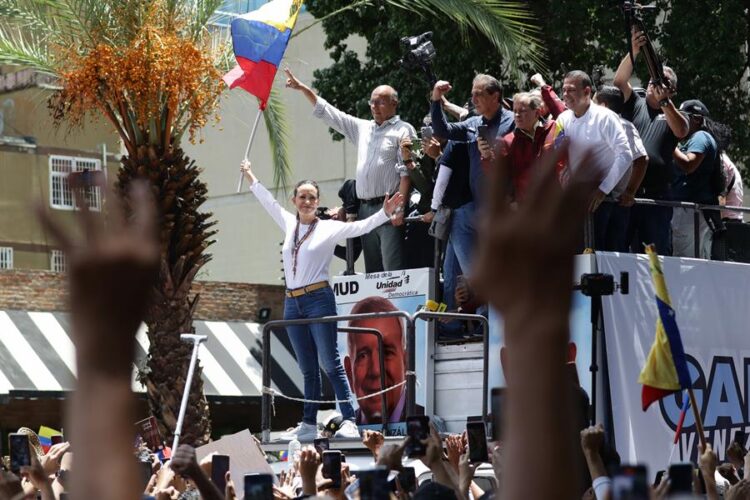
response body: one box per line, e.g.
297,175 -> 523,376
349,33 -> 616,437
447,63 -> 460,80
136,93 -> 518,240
184,13 -> 367,284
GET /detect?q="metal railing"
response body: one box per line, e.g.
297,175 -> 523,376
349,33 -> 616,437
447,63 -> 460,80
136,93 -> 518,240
413,311 -> 490,421
337,326 -> 388,431
261,311 -> 412,443
585,197 -> 748,259
260,310 -> 489,443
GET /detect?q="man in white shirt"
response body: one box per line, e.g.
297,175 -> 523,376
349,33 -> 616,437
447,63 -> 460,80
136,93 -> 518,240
284,68 -> 416,272
556,71 -> 633,251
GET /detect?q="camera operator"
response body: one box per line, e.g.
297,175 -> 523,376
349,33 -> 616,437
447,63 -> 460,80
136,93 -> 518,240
614,27 -> 689,255
284,68 -> 416,273
430,74 -> 515,209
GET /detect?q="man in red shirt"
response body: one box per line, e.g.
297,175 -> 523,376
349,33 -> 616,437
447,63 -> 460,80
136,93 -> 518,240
498,92 -> 558,202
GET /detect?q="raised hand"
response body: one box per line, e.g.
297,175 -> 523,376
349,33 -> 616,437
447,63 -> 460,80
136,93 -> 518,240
383,192 -> 404,217
423,137 -> 442,160
36,180 -> 158,378
445,434 -> 463,472
631,28 -> 647,54
432,80 -> 452,101
458,452 -> 477,496
362,430 -> 385,458
298,446 -> 320,496
169,445 -> 201,479
530,73 -> 546,88
376,439 -> 407,472
284,67 -> 304,90
580,423 -> 604,454
240,159 -> 257,185
399,136 -> 414,163
41,442 -> 71,476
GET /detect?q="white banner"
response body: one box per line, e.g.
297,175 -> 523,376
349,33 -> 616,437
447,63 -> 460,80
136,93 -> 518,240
599,252 -> 750,473
332,268 -> 434,435
488,254 -> 596,400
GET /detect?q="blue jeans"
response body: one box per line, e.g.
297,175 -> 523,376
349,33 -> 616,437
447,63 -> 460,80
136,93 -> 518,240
441,203 -> 476,336
284,287 -> 355,425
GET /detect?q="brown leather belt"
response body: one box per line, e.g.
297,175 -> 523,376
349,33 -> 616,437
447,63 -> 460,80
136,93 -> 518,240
285,280 -> 329,298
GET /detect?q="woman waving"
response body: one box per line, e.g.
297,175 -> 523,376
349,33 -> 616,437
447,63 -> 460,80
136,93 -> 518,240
241,160 -> 403,441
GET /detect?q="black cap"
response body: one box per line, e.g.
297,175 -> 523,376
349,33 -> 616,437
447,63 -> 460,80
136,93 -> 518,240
679,99 -> 709,117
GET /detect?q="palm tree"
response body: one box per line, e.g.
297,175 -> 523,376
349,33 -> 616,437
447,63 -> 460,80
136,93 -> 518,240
0,0 -> 540,445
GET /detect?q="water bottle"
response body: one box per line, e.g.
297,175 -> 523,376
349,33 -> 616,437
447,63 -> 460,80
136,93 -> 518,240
287,437 -> 301,470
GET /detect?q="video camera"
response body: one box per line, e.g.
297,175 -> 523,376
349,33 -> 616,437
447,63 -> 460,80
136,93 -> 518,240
399,32 -> 437,86
620,1 -> 674,93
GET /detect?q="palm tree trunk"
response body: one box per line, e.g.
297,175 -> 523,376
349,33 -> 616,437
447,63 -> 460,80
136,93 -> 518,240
118,144 -> 216,446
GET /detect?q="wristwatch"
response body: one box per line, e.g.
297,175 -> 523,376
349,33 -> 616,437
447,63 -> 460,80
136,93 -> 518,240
659,98 -> 671,108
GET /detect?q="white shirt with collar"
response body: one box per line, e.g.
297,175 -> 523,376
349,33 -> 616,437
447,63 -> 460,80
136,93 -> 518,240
249,181 -> 389,289
313,96 -> 416,200
556,102 -> 633,197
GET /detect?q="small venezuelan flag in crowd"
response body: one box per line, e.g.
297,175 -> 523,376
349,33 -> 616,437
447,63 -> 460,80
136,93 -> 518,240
223,0 -> 304,109
638,244 -> 692,411
38,426 -> 63,453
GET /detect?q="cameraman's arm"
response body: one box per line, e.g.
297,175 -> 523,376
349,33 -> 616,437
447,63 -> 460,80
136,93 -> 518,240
442,96 -> 468,121
614,29 -> 646,103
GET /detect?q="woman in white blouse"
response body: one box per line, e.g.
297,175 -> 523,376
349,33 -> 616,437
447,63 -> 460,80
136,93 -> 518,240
241,160 -> 403,441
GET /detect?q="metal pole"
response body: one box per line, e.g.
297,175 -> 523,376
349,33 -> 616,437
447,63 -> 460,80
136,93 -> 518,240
344,239 -> 355,275
433,236 -> 442,302
338,327 -> 388,431
262,324 -> 272,443
693,209 -> 701,258
236,109 -> 264,193
481,319 -> 489,423
590,295 -> 601,425
406,319 -> 417,416
171,334 -> 208,451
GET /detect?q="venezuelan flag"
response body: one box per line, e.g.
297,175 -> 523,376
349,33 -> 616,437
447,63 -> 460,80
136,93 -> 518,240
38,426 -> 63,453
638,245 -> 692,410
223,0 -> 304,109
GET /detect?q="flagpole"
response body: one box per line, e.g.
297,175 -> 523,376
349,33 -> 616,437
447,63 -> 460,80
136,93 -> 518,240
236,108 -> 264,193
687,387 -> 707,449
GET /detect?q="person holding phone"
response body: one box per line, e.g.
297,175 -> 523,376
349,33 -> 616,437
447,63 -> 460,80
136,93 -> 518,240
241,161 -> 404,441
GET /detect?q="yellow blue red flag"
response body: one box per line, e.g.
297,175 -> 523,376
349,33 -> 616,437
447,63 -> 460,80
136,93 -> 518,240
638,245 -> 692,410
222,0 -> 304,109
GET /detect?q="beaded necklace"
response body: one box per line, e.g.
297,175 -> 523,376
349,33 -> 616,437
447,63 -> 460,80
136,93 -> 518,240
292,217 -> 319,278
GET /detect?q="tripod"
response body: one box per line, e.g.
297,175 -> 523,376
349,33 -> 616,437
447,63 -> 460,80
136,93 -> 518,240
574,272 -> 629,425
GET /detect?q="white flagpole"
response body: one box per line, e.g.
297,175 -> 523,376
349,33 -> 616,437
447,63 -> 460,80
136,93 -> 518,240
171,334 -> 208,452
237,108 -> 264,193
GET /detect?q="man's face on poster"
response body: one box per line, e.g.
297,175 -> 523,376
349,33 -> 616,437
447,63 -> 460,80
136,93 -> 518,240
345,317 -> 407,421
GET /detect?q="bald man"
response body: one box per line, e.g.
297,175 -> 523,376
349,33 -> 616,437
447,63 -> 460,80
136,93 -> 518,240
285,68 -> 416,272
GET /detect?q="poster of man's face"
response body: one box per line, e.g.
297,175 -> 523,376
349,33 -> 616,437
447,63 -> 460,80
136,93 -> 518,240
344,313 -> 407,424
333,269 -> 432,433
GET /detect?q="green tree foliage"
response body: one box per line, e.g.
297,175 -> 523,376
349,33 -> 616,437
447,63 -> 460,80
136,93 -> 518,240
654,0 -> 749,173
308,0 -> 750,174
306,0 -> 540,134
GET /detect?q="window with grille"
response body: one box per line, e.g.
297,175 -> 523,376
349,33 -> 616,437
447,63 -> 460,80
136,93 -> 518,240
0,247 -> 12,269
50,249 -> 67,273
49,155 -> 102,210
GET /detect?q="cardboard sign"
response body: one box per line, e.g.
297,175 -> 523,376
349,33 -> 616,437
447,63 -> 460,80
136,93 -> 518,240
195,429 -> 272,497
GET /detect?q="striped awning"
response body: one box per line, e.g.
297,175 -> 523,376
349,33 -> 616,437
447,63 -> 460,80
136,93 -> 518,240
0,310 -> 303,400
